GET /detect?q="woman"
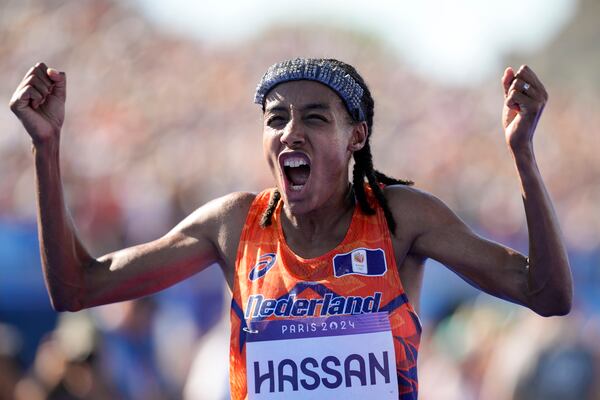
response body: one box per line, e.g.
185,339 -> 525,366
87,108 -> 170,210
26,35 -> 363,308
10,58 -> 572,399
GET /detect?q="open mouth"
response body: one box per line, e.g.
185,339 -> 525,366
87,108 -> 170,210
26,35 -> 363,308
280,152 -> 311,192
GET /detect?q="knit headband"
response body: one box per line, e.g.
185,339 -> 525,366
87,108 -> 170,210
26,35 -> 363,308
253,58 -> 366,122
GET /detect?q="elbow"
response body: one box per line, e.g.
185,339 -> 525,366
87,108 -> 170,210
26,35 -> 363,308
527,273 -> 574,317
51,302 -> 84,313
48,291 -> 85,313
535,304 -> 571,317
45,259 -> 94,312
532,293 -> 573,317
50,299 -> 83,313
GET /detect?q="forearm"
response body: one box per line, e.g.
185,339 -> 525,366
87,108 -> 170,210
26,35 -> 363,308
512,144 -> 573,315
33,140 -> 93,311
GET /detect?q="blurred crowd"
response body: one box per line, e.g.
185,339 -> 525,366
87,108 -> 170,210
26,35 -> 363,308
1,0 -> 599,399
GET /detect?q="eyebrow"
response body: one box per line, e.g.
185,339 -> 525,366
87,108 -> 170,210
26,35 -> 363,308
264,105 -> 287,113
302,103 -> 331,112
265,103 -> 331,113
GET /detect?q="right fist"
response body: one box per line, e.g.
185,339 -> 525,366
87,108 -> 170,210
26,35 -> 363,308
9,62 -> 66,145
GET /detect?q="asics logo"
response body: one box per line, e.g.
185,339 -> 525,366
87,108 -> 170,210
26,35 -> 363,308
249,253 -> 277,281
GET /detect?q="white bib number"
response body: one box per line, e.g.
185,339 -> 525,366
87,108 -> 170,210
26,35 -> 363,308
245,312 -> 398,399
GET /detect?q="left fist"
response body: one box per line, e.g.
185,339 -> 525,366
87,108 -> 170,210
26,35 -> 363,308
502,65 -> 548,151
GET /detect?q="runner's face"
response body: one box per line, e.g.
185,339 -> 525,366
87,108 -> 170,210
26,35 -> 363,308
262,80 -> 361,215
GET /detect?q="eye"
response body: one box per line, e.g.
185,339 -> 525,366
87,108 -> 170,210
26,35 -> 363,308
306,114 -> 328,123
266,115 -> 286,127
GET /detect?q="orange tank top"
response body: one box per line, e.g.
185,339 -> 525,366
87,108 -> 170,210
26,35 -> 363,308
229,187 -> 421,399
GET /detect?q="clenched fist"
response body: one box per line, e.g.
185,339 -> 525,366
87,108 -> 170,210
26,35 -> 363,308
9,62 -> 66,146
501,65 -> 548,152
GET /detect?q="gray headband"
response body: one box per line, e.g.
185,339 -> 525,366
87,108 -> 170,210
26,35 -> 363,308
254,58 -> 366,122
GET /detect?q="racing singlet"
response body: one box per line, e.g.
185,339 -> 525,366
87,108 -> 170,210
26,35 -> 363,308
230,187 -> 421,399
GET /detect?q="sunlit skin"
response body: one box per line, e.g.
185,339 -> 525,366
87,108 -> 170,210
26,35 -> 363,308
262,81 -> 367,245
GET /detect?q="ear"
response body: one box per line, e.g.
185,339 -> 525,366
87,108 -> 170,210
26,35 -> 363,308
348,121 -> 368,152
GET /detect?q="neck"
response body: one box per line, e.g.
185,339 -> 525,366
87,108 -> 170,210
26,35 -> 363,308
281,182 -> 355,243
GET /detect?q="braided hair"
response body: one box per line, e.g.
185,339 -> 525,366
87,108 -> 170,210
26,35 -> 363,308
259,59 -> 413,234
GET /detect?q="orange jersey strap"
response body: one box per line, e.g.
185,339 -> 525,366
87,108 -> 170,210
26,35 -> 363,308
230,187 -> 421,399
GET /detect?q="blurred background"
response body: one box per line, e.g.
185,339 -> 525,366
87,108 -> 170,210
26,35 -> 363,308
1,0 -> 599,399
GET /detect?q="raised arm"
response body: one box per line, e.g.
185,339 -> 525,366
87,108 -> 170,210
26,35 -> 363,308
497,65 -> 573,315
9,63 -> 250,312
390,65 -> 572,317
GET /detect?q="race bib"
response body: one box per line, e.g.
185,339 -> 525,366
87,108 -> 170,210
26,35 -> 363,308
245,312 -> 398,399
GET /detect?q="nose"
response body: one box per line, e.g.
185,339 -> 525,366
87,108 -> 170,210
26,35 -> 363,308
280,117 -> 305,147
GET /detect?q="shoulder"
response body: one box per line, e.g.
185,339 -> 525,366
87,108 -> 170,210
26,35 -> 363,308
176,191 -> 259,277
383,184 -> 448,218
203,191 -> 257,226
173,191 -> 257,238
382,184 -> 461,236
211,191 -> 258,218
383,184 -> 440,207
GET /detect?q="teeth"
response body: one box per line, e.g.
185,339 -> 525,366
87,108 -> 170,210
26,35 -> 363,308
291,184 -> 304,191
283,157 -> 308,168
